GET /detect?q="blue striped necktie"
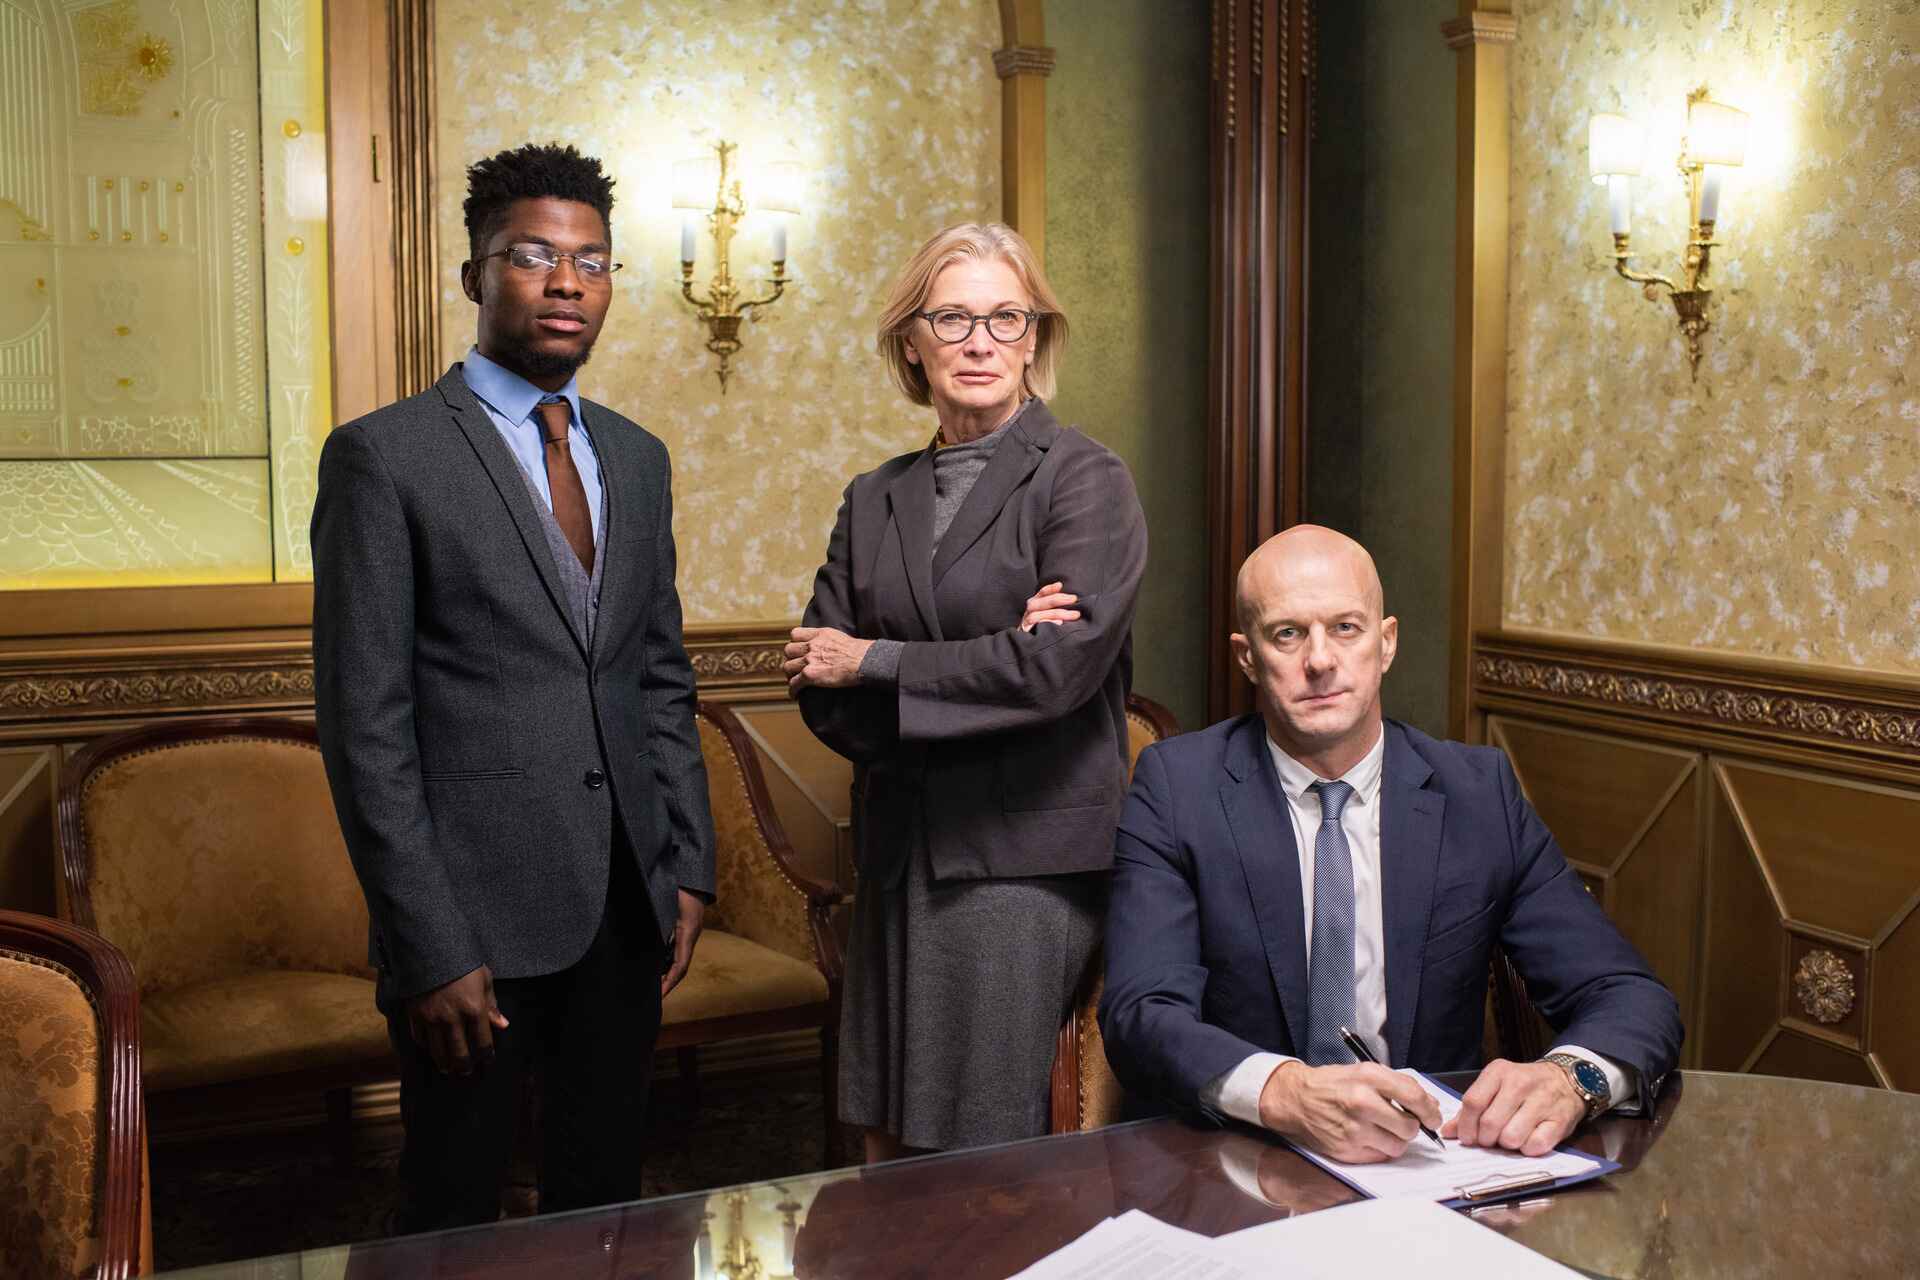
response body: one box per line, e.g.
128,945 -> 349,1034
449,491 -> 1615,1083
1304,779 -> 1357,1066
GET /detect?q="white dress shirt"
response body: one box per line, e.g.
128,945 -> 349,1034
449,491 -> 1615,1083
1198,726 -> 1634,1126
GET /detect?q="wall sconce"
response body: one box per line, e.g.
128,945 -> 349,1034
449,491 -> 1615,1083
1590,88 -> 1750,379
674,141 -> 799,392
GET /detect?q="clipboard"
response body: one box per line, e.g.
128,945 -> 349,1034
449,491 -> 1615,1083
1282,1071 -> 1620,1210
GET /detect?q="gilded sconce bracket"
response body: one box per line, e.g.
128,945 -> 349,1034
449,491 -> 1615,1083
1602,86 -> 1745,382
678,141 -> 791,393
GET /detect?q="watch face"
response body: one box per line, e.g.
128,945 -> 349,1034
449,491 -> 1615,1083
1572,1060 -> 1609,1099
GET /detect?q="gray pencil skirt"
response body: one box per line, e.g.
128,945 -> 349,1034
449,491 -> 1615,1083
838,843 -> 1106,1152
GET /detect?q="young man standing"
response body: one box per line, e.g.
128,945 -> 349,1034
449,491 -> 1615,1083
312,143 -> 714,1228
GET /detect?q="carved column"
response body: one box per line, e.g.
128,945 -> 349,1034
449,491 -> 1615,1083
997,0 -> 1052,258
387,0 -> 439,397
1442,4 -> 1516,742
1206,0 -> 1315,722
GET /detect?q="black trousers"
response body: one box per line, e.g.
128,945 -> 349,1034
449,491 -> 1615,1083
388,832 -> 664,1232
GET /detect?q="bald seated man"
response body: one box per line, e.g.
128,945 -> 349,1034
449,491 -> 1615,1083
1100,526 -> 1682,1163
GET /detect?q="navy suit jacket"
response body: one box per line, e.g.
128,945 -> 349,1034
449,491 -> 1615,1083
1099,715 -> 1683,1121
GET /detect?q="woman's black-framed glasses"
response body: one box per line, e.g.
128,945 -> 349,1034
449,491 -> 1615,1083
481,244 -> 624,282
915,307 -> 1039,344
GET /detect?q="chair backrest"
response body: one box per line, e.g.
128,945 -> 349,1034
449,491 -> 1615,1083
693,703 -> 839,969
1123,693 -> 1181,779
57,717 -> 370,997
0,910 -> 146,1280
1051,694 -> 1182,1132
1485,947 -> 1551,1063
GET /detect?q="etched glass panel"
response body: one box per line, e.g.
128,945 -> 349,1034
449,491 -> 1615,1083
0,0 -> 329,589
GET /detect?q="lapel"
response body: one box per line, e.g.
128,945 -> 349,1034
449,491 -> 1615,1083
1219,715 -> 1310,1054
929,400 -> 1055,588
440,366 -> 587,660
885,445 -> 943,640
580,399 -> 632,671
1378,721 -> 1446,1067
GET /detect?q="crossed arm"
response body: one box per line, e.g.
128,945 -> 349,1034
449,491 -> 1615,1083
792,447 -> 1146,758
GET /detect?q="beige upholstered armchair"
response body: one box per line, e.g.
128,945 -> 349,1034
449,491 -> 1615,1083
663,702 -> 846,1160
55,718 -> 392,1156
0,909 -> 149,1280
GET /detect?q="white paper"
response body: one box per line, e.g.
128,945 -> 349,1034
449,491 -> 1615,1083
1296,1072 -> 1601,1203
1214,1198 -> 1582,1278
1006,1210 -> 1263,1280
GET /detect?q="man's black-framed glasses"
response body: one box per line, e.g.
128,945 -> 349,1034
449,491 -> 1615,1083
481,244 -> 624,281
915,307 -> 1039,344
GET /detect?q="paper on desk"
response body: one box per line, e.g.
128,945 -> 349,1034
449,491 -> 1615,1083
1213,1197 -> 1582,1277
1299,1071 -> 1601,1203
1006,1209 -> 1277,1280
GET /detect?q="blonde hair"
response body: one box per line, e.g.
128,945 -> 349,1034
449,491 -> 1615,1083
875,222 -> 1069,407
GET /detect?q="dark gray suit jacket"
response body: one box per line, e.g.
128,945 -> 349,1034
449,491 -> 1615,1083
311,365 -> 715,1008
798,400 -> 1148,883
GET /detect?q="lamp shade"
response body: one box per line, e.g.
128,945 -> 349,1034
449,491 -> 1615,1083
1588,113 -> 1644,184
672,156 -> 720,210
756,161 -> 803,215
1686,98 -> 1749,167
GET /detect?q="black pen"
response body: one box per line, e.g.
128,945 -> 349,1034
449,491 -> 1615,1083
1339,1025 -> 1445,1150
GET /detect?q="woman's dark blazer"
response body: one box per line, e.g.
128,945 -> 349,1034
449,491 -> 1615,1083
798,400 -> 1148,885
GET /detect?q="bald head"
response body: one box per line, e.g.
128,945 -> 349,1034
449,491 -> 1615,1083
1234,525 -> 1384,633
1230,525 -> 1397,776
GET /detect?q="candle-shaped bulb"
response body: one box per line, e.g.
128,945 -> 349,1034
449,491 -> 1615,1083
771,220 -> 788,264
680,215 -> 697,266
1698,167 -> 1723,227
1607,174 -> 1632,236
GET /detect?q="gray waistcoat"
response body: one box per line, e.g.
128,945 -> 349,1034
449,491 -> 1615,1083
512,458 -> 609,646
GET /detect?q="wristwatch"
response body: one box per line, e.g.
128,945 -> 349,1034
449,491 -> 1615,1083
1543,1052 -> 1611,1122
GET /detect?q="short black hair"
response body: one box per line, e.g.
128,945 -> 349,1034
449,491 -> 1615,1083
463,142 -> 616,261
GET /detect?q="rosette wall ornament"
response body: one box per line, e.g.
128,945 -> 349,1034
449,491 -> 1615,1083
674,141 -> 803,392
1588,89 -> 1751,380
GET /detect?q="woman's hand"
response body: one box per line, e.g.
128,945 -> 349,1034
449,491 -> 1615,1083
785,626 -> 874,692
1021,581 -> 1081,632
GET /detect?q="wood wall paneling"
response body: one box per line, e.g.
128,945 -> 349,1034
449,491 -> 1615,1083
1475,634 -> 1920,1093
1490,716 -> 1704,1058
0,748 -> 58,915
1704,759 -> 1920,1090
1206,0 -> 1315,722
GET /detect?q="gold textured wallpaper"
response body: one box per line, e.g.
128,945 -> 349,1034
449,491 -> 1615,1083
0,0 -> 331,589
1504,2 -> 1920,672
433,0 -> 1003,623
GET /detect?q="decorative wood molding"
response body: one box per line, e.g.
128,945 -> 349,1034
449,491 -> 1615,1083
992,45 -> 1056,78
0,646 -> 315,727
998,0 -> 1047,258
0,622 -> 797,732
1474,631 -> 1920,767
1440,11 -> 1518,49
685,622 -> 792,691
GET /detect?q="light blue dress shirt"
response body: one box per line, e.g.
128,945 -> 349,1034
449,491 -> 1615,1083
460,347 -> 603,541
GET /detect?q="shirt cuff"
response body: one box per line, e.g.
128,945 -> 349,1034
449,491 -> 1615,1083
857,637 -> 903,687
1550,1043 -> 1638,1114
1200,1051 -> 1292,1127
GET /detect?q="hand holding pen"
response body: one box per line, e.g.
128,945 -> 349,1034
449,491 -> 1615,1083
1340,1025 -> 1446,1151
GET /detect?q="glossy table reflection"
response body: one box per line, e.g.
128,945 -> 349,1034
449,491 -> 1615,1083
164,1071 -> 1920,1279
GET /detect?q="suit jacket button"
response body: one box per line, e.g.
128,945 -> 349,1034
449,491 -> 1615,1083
584,768 -> 606,789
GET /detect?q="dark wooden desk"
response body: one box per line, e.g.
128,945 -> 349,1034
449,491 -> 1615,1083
165,1071 -> 1920,1279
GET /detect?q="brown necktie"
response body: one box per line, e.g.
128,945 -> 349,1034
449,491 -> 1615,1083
535,398 -> 595,574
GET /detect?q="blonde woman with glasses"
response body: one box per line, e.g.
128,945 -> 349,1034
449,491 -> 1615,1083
783,222 -> 1148,1161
